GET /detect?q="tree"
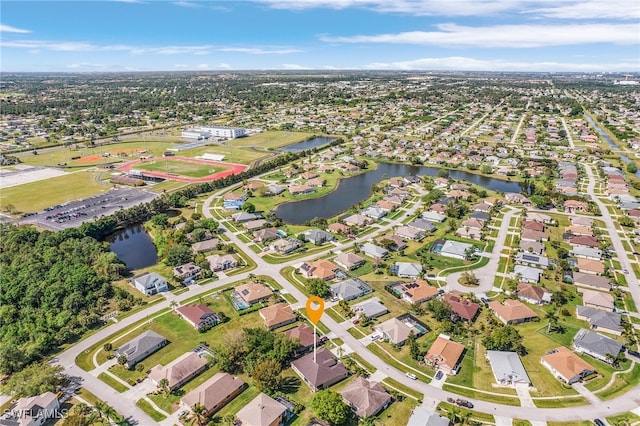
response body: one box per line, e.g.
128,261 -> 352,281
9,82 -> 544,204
307,278 -> 330,298
311,390 -> 350,425
459,271 -> 479,287
103,343 -> 112,353
165,245 -> 193,266
223,414 -> 236,426
242,202 -> 256,213
191,403 -> 208,426
117,355 -> 128,367
482,325 -> 526,355
426,299 -> 452,322
158,378 -> 170,397
407,331 -> 421,361
1,363 -> 65,398
627,162 -> 638,174
252,359 -> 282,393
150,213 -> 169,228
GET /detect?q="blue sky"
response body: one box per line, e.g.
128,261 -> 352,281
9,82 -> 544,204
1,0 -> 639,72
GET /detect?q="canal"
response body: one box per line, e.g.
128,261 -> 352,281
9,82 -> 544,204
108,224 -> 158,270
280,136 -> 334,152
274,162 -> 522,225
584,113 -> 640,178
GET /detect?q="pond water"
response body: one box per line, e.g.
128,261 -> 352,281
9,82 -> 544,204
108,224 -> 158,270
274,162 -> 522,224
280,136 -> 335,152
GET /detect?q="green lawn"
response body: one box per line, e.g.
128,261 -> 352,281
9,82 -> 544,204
532,396 -> 587,408
381,378 -> 424,401
97,372 -> 128,393
136,398 -> 167,422
133,158 -> 225,178
0,171 -> 107,213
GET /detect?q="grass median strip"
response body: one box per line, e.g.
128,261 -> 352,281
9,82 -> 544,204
381,378 -> 423,401
97,372 -> 128,393
136,398 -> 167,422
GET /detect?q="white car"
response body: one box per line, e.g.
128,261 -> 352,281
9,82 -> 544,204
406,372 -> 417,380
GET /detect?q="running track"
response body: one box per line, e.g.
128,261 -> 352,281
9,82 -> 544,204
117,156 -> 248,183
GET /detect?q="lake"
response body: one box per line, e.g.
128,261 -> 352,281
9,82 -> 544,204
274,162 -> 522,224
280,136 -> 335,152
108,224 -> 158,270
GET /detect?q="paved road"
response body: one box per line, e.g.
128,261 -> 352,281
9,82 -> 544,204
50,168 -> 640,423
445,207 -> 518,293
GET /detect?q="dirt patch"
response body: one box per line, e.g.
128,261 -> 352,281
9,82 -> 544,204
75,155 -> 102,163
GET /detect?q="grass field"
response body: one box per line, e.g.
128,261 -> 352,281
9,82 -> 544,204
0,170 -> 107,213
229,131 -> 314,149
133,159 -> 225,178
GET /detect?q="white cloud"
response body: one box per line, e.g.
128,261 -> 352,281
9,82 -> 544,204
258,0 -> 640,19
218,63 -> 231,68
67,62 -> 106,69
321,23 -> 640,48
283,63 -> 310,69
0,24 -> 31,33
173,1 -> 203,7
218,47 -> 302,54
364,55 -> 640,72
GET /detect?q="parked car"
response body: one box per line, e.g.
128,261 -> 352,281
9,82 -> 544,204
435,370 -> 444,380
627,349 -> 640,357
447,397 -> 455,404
405,372 -> 417,380
455,399 -> 473,409
623,269 -> 629,274
593,419 -> 605,426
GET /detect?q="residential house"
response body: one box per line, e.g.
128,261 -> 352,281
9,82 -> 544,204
424,334 -> 466,375
244,219 -> 268,232
439,240 -> 474,260
2,392 -> 60,426
253,228 -> 280,243
521,229 -> 549,242
389,280 -> 438,304
394,262 -> 423,279
395,226 -> 425,241
576,258 -> 605,275
567,224 -> 593,236
115,331 -> 167,369
206,254 -> 238,272
527,212 -> 553,224
520,240 -> 545,255
303,229 -> 334,245
421,211 -> 446,223
443,293 -> 480,322
571,272 -> 612,291
517,283 -> 552,305
360,242 -> 388,259
565,200 -> 588,213
351,298 -> 389,319
343,214 -> 371,227
149,352 -> 208,390
291,348 -> 348,391
327,222 -> 350,235
299,259 -> 339,281
232,212 -> 262,223
191,239 -> 220,254
289,184 -> 315,195
176,304 -> 219,330
181,373 -> 245,417
580,289 -> 615,311
362,206 -> 387,220
374,315 -> 427,346
406,408 -> 449,426
269,238 -> 302,254
541,347 -> 595,384
569,235 -> 599,248
234,282 -> 273,305
486,351 -> 531,386
573,328 -> 623,363
283,323 -> 317,353
173,262 -> 201,284
576,306 -> 623,336
334,252 -> 365,270
408,218 -> 437,232
505,193 -> 530,204
488,300 -> 539,325
329,278 -> 373,301
340,377 -> 392,418
235,393 -> 287,426
259,303 -> 296,330
522,220 -> 545,232
132,272 -> 168,296
515,253 -> 550,269
513,265 -> 543,283
570,247 -> 602,260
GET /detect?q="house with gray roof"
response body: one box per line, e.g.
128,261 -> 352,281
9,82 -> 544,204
115,330 -> 167,369
573,328 -> 623,363
422,211 -> 446,223
408,218 -> 436,232
407,407 -> 450,426
340,377 -> 391,418
394,262 -> 423,279
439,240 -> 473,260
570,246 -> 602,260
512,265 -> 543,283
572,272 -> 612,291
470,211 -> 491,221
576,306 -> 623,336
351,297 -> 388,319
132,272 -> 168,296
486,350 -> 530,386
361,206 -> 387,220
303,229 -> 334,245
330,278 -> 373,301
515,253 -> 549,268
360,242 -> 388,259
291,348 -> 348,392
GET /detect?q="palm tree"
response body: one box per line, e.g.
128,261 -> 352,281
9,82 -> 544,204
94,401 -> 107,419
158,378 -> 170,397
223,414 -> 236,426
191,403 -> 208,426
170,300 -> 178,311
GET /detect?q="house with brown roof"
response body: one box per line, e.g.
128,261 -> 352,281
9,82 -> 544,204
235,393 -> 287,426
443,293 -> 480,322
576,258 -> 605,275
291,348 -> 348,392
567,225 -> 593,236
334,252 -> 365,270
206,253 -> 238,272
181,373 -> 245,417
571,272 -> 612,291
340,377 -> 392,418
580,289 -> 615,311
517,283 -> 552,305
176,304 -> 220,330
149,352 -> 208,390
234,282 -> 273,305
298,259 -> 339,281
541,347 -> 595,384
564,200 -> 588,213
521,229 -> 549,242
424,334 -> 466,375
391,280 -> 439,304
374,316 -> 426,346
191,238 -> 220,254
522,220 -> 545,232
327,222 -> 350,235
488,300 -> 539,325
283,323 -> 317,354
259,303 -> 296,330
569,235 -> 599,248
173,262 -> 201,284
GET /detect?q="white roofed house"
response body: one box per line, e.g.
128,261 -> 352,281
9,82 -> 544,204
486,350 -> 531,386
334,252 -> 365,270
206,253 -> 238,272
360,242 -> 388,259
395,225 -> 425,241
132,272 -> 169,296
439,240 -> 474,260
512,265 -> 543,283
393,262 -> 423,279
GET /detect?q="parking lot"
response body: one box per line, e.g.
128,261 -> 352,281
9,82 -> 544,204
20,187 -> 158,231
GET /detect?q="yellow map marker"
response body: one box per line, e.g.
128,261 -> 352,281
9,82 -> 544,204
306,296 -> 325,324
